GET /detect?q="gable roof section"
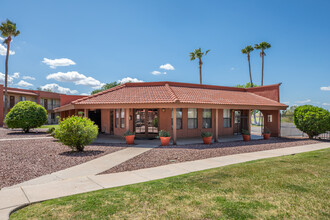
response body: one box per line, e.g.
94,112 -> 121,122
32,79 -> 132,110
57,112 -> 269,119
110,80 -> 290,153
72,81 -> 287,108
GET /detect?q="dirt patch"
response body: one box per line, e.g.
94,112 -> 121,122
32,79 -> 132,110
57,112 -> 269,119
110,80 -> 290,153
0,138 -> 127,189
0,128 -> 50,139
102,138 -> 325,174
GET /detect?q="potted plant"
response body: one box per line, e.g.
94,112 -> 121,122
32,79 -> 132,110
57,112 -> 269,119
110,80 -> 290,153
263,127 -> 271,140
123,130 -> 135,145
242,129 -> 250,141
201,132 -> 213,144
158,130 -> 171,146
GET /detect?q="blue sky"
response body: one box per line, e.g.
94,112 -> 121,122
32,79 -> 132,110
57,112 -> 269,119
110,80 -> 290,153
0,0 -> 329,109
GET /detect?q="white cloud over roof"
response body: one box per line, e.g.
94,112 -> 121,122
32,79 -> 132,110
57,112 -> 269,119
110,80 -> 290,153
0,43 -> 15,56
40,83 -> 78,94
42,58 -> 76,69
159,63 -> 175,71
0,72 -> 14,84
320,86 -> 330,91
17,80 -> 33,87
22,76 -> 36,80
118,77 -> 144,84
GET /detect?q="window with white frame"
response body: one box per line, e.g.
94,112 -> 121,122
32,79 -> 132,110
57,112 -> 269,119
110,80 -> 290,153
120,109 -> 125,128
115,109 -> 119,128
188,108 -> 198,129
202,109 -> 212,128
171,108 -> 182,129
223,109 -> 231,128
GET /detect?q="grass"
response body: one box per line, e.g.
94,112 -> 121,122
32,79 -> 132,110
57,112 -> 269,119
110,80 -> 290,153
11,148 -> 330,219
39,124 -> 59,129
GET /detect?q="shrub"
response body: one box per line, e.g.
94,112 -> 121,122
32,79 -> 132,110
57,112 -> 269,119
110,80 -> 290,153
293,105 -> 330,139
242,129 -> 250,135
201,132 -> 212,138
5,101 -> 47,133
158,130 -> 170,137
54,116 -> 98,151
47,127 -> 56,136
263,127 -> 271,134
123,130 -> 135,136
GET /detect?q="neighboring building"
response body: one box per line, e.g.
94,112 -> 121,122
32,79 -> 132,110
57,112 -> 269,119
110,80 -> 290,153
0,84 -> 86,126
55,81 -> 288,144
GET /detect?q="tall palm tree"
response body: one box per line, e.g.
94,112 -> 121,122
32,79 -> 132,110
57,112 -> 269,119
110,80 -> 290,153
189,48 -> 210,84
254,42 -> 271,86
241,45 -> 254,87
0,19 -> 20,116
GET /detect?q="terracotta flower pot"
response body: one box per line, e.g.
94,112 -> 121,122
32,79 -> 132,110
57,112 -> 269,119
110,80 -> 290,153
263,133 -> 271,140
125,135 -> 135,145
242,134 -> 250,141
160,137 -> 171,146
203,136 -> 212,144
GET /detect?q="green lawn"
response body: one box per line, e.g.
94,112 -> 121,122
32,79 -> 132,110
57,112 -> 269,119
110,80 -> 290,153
39,124 -> 59,129
11,148 -> 330,219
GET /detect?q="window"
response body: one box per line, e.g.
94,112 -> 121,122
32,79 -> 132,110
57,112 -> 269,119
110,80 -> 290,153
223,109 -> 231,128
188,108 -> 198,129
19,96 -> 26,101
202,109 -> 212,128
51,113 -> 55,120
115,109 -> 119,128
120,109 -> 125,128
40,98 -> 44,106
171,108 -> 182,129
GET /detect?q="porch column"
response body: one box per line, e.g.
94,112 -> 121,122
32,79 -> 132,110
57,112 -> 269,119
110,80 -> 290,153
125,108 -> 130,131
215,109 -> 219,142
172,108 -> 177,145
84,109 -> 88,118
248,109 -> 251,134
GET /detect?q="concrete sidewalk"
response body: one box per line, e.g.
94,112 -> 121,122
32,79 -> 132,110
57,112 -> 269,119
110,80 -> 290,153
1,142 -> 329,219
4,145 -> 156,189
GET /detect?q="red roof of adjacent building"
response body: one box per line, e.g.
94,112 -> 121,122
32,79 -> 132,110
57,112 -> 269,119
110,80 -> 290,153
71,81 -> 287,109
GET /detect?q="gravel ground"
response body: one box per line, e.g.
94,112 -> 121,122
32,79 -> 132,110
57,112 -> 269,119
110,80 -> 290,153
0,128 -> 50,139
0,138 -> 127,189
102,138 -> 325,174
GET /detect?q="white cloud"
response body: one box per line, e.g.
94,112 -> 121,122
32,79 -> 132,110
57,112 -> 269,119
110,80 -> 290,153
282,101 -> 290,105
0,43 -> 15,56
322,103 -> 330,106
40,83 -> 78,94
118,77 -> 144,84
163,72 -> 167,75
80,93 -> 89,95
22,76 -> 36,80
17,80 -> 33,87
0,36 -> 3,41
160,63 -> 175,71
46,71 -> 105,89
230,67 -> 235,71
320,86 -> 330,91
0,72 -> 14,84
12,72 -> 20,79
151,71 -> 161,75
42,58 -> 76,69
295,99 -> 311,104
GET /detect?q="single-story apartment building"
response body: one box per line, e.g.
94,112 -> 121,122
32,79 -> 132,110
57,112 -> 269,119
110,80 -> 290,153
55,81 -> 288,144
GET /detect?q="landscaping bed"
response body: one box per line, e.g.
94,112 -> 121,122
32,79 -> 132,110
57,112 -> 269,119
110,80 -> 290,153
102,138 -> 323,174
11,148 -> 330,219
0,138 -> 127,189
0,127 -> 50,139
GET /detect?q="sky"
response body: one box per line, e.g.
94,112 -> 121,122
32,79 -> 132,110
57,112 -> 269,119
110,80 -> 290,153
0,0 -> 329,109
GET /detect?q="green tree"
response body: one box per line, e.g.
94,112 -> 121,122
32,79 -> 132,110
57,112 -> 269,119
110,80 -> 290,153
91,81 -> 120,94
5,101 -> 47,133
189,48 -> 210,84
254,42 -> 271,86
55,116 -> 98,151
0,19 -> 20,117
293,105 -> 330,139
241,45 -> 254,87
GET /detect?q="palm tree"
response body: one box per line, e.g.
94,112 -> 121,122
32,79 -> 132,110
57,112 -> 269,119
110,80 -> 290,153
254,42 -> 271,86
241,45 -> 254,87
189,48 -> 210,84
0,19 -> 20,116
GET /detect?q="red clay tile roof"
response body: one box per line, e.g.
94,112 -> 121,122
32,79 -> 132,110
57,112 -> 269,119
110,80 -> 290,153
72,81 -> 287,108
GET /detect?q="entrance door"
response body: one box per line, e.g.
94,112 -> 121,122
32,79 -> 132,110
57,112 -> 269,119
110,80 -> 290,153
10,96 -> 15,108
134,109 -> 158,137
234,111 -> 241,135
110,110 -> 114,135
88,110 -> 101,132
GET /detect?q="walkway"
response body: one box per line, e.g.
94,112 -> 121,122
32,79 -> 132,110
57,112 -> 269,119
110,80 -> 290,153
1,142 -> 329,219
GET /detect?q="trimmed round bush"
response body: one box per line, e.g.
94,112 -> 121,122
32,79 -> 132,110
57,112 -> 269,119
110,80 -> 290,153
293,105 -> 330,139
5,101 -> 48,133
54,116 -> 98,151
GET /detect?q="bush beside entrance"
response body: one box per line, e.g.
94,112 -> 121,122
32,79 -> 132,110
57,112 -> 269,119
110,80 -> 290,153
54,116 -> 98,151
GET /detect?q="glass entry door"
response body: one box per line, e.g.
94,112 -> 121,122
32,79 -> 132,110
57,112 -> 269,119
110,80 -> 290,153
134,109 -> 158,136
